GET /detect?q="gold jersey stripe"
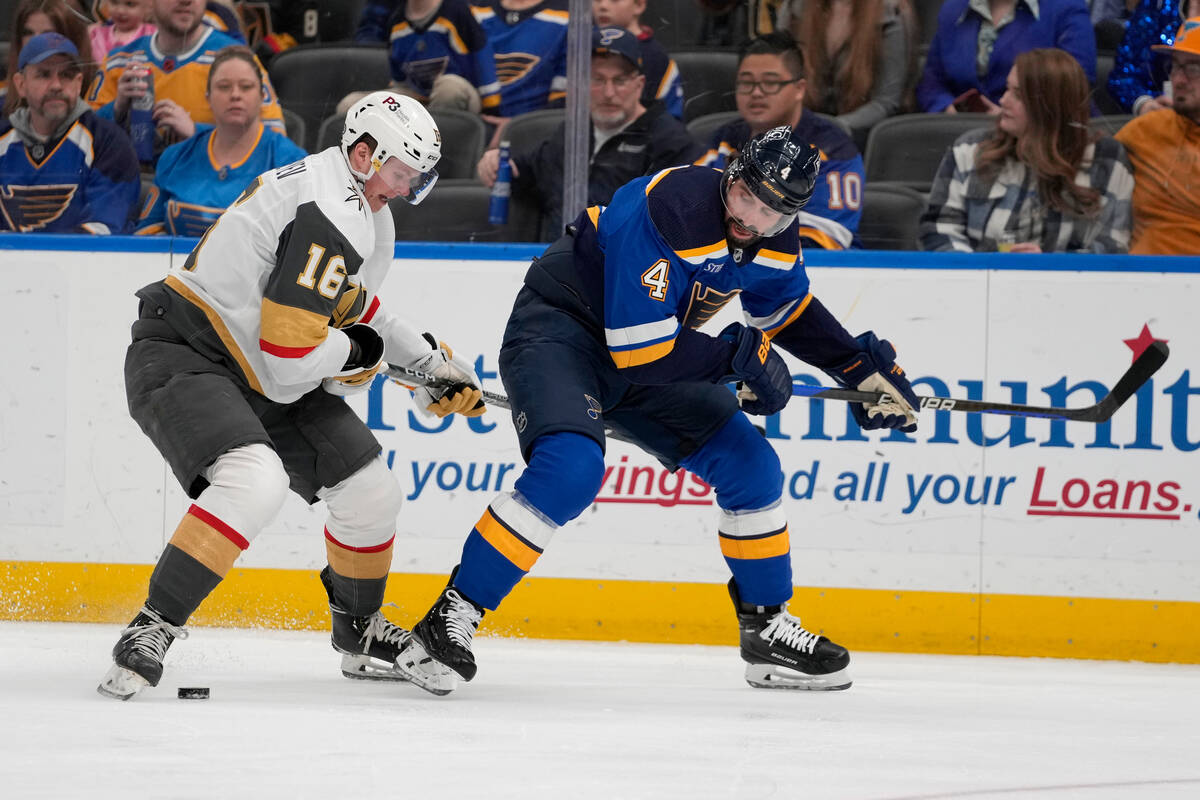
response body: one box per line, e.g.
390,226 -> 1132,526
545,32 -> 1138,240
324,539 -> 394,580
260,297 -> 329,353
475,508 -> 541,572
718,528 -> 790,561
170,513 -> 244,577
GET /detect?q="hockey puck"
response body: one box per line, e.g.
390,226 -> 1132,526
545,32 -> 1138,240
177,687 -> 210,700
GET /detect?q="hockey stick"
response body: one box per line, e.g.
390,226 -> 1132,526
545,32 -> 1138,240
792,341 -> 1169,423
388,340 -> 1169,425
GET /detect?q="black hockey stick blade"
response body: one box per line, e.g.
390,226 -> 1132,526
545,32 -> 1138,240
792,341 -> 1169,424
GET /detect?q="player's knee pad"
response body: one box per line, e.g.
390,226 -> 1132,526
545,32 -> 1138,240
196,443 -> 290,543
515,432 -> 605,525
320,455 -> 403,549
681,414 -> 783,511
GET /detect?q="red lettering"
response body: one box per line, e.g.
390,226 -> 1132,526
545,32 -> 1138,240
1029,466 -> 1058,507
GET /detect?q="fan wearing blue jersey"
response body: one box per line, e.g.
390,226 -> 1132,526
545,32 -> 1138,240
473,0 -> 569,121
397,127 -> 921,696
137,46 -> 306,236
386,0 -> 502,113
695,32 -> 864,250
1,33 -> 139,234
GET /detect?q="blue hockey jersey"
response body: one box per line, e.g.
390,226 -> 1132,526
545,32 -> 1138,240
471,0 -> 567,116
0,107 -> 139,234
695,114 -> 863,250
389,0 -> 502,111
137,123 -> 306,236
572,165 -> 815,375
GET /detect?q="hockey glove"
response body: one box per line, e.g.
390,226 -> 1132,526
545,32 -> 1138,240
322,323 -> 385,396
408,334 -> 486,418
826,332 -> 919,432
719,323 -> 793,417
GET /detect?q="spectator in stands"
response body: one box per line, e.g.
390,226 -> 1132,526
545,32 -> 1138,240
1114,18 -> 1200,253
0,32 -> 139,233
136,45 -> 305,236
340,0 -> 502,115
4,0 -> 96,118
593,0 -> 685,118
777,0 -> 917,146
86,0 -> 284,165
201,0 -> 245,42
89,0 -> 156,61
1108,0 -> 1200,114
916,0 -> 1096,113
356,0 -> 402,42
474,0 -> 569,144
920,48 -> 1133,253
694,31 -> 864,250
476,27 -> 702,239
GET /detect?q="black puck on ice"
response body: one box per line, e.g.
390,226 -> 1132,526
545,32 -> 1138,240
177,687 -> 210,700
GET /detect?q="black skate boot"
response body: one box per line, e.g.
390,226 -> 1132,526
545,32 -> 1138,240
320,567 -> 411,681
729,578 -> 852,690
96,605 -> 189,700
397,570 -> 484,696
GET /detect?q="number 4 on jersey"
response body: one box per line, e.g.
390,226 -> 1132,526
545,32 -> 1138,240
641,259 -> 670,301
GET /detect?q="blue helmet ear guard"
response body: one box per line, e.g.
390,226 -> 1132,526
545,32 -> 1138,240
723,126 -> 821,215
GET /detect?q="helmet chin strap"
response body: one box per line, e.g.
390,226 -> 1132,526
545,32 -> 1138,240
340,145 -> 375,185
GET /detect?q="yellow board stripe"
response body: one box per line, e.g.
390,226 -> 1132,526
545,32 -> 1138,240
718,529 -> 790,560
2,561 -> 1199,663
475,509 -> 542,572
609,337 -> 675,368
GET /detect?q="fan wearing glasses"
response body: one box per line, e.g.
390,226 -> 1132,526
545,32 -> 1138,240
694,31 -> 864,251
1114,17 -> 1200,255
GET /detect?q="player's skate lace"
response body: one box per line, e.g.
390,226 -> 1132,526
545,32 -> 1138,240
759,608 -> 819,654
441,589 -> 482,648
361,604 -> 410,652
124,608 -> 189,662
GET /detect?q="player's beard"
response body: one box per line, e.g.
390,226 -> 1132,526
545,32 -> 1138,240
724,216 -> 763,250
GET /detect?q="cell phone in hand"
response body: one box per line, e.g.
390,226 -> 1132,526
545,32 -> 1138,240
952,88 -> 989,113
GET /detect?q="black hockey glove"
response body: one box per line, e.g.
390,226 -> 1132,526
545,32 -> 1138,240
826,332 -> 919,432
324,323 -> 385,396
720,322 -> 793,416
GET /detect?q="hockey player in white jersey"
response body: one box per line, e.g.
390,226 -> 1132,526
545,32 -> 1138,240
98,91 -> 486,700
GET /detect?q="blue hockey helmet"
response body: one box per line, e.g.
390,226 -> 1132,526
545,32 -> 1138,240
722,126 -> 821,224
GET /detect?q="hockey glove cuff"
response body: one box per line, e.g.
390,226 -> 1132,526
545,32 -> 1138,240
323,324 -> 385,397
407,334 -> 486,418
826,332 -> 919,432
719,323 -> 792,417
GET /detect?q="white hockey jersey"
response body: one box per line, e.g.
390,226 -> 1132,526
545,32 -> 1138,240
163,147 -> 430,404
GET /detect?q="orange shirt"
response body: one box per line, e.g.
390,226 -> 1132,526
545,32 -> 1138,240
1114,110 -> 1200,256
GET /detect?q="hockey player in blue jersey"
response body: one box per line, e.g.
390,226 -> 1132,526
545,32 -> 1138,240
397,126 -> 921,695
0,33 -> 139,234
695,32 -> 864,251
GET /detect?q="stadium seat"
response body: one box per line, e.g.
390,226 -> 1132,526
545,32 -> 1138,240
857,182 -> 927,250
498,109 -> 565,151
280,108 -> 306,150
673,50 -> 738,121
429,108 -> 486,180
686,110 -> 740,149
1093,52 -> 1124,115
914,0 -> 942,45
316,113 -> 344,152
863,113 -> 992,192
1090,114 -> 1135,137
268,44 -> 390,150
390,179 -> 508,242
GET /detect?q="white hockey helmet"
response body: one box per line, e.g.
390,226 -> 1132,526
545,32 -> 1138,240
341,91 -> 442,205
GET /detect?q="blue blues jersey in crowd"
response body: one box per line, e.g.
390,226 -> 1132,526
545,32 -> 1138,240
572,166 -> 816,378
389,0 -> 502,111
0,108 -> 139,233
695,114 -> 864,250
137,123 -> 307,236
471,0 -> 567,116
638,31 -> 683,119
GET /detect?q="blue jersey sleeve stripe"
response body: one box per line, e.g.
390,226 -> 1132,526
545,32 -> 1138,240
609,338 -> 677,368
751,293 -> 813,337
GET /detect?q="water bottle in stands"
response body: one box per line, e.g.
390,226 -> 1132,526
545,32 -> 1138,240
129,67 -> 155,164
488,140 -> 511,225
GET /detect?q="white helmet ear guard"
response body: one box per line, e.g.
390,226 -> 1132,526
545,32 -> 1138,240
341,91 -> 442,205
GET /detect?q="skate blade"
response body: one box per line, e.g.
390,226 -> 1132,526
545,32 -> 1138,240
744,663 -> 852,691
395,638 -> 458,697
339,653 -> 411,683
97,664 -> 150,701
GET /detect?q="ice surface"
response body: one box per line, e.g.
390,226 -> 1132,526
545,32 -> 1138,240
1,621 -> 1198,799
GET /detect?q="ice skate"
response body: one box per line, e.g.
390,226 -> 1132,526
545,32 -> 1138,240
729,579 -> 851,690
97,605 -> 189,700
321,567 -> 411,681
397,577 -> 484,696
